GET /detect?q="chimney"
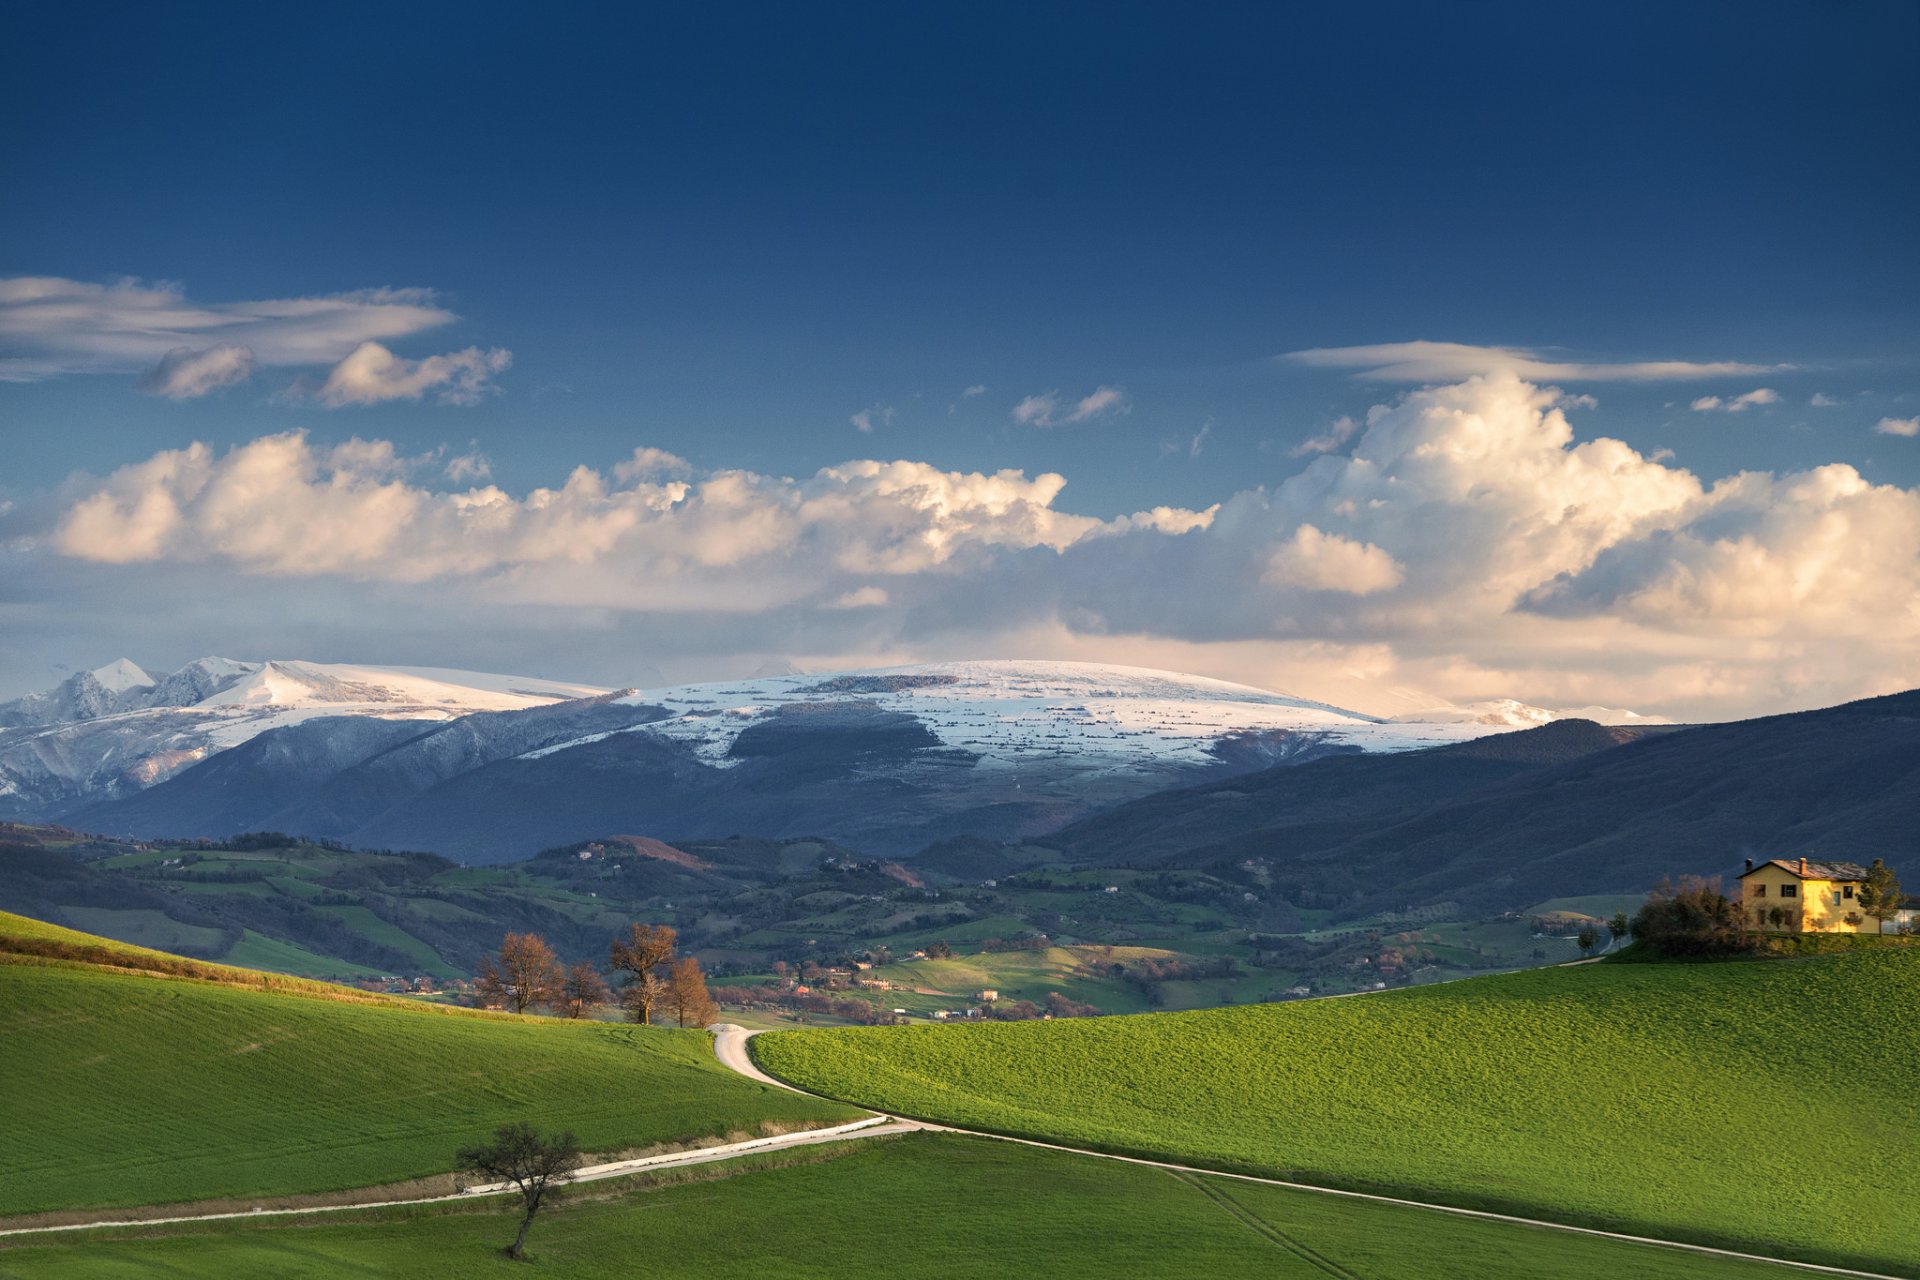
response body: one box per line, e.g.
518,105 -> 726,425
1800,856 -> 1808,876
1744,858 -> 1753,873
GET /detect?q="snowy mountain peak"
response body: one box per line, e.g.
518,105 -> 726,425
87,659 -> 155,693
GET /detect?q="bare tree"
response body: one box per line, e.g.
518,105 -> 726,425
609,923 -> 678,1025
476,933 -> 565,1014
456,1123 -> 582,1259
669,955 -> 717,1027
559,961 -> 608,1019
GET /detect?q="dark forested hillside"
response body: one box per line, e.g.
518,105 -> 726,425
1041,692 -> 1920,913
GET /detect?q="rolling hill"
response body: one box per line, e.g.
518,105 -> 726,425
0,910 -> 858,1216
756,945 -> 1920,1274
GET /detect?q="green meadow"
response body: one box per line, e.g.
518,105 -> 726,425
757,951 -> 1920,1274
0,1134 -> 1809,1280
0,915 -> 857,1217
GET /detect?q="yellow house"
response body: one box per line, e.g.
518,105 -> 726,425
1737,857 -> 1871,933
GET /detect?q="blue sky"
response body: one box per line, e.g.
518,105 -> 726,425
2,2 -> 1917,716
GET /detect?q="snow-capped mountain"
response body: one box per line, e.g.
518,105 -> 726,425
27,656 -> 1643,860
0,658 -> 607,814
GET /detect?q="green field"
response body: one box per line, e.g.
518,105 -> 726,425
0,923 -> 858,1216
758,951 -> 1920,1274
0,1133 -> 1805,1280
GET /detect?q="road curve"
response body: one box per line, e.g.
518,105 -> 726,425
719,1026 -> 1908,1280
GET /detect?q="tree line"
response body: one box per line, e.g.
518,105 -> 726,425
475,922 -> 715,1026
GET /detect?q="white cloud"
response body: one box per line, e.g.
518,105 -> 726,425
135,344 -> 256,399
851,404 -> 895,434
1283,340 -> 1783,383
962,384 -> 987,397
1810,393 -> 1840,407
1013,385 -> 1131,427
1261,525 -> 1404,594
34,373 -> 1920,721
1874,416 -> 1919,438
316,342 -> 510,407
1289,415 -> 1360,458
1690,388 -> 1779,413
444,452 -> 493,483
827,586 -> 890,609
0,276 -> 460,385
613,447 -> 693,482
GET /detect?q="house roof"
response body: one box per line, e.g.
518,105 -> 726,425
1738,858 -> 1870,882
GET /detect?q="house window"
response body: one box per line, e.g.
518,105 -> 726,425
1780,884 -> 1797,898
1752,883 -> 1766,898
1843,885 -> 1854,899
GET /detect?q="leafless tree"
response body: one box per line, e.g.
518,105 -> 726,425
476,933 -> 565,1014
609,922 -> 678,1025
559,961 -> 608,1019
456,1123 -> 582,1259
669,955 -> 717,1027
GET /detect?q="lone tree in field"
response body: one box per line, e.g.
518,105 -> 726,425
1575,924 -> 1600,957
669,954 -> 717,1027
610,922 -> 678,1025
1857,859 -> 1904,932
559,961 -> 609,1019
476,933 -> 565,1015
456,1123 -> 583,1260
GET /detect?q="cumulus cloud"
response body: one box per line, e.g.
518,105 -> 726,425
1690,388 -> 1779,413
1013,385 -> 1131,427
136,344 -> 256,399
50,432 -> 1183,594
1875,416 -> 1919,438
1283,340 -> 1782,383
1261,526 -> 1404,594
314,342 -> 510,407
32,372 -> 1920,720
613,447 -> 693,482
444,452 -> 493,483
962,384 -> 987,397
1810,393 -> 1840,408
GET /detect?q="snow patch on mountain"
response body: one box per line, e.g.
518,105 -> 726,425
512,659 -> 1539,774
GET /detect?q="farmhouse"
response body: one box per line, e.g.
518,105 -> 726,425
1738,857 -> 1871,933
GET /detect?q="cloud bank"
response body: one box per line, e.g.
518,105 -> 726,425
26,373 -> 1920,720
0,276 -> 507,405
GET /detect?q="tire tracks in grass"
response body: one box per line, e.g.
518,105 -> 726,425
1170,1170 -> 1362,1280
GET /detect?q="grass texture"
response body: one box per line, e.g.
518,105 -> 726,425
0,915 -> 857,1216
0,1133 -> 1810,1280
757,952 -> 1920,1273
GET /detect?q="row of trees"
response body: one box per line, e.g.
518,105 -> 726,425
474,923 -> 715,1026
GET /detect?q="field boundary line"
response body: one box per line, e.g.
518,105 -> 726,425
729,1030 -> 1913,1280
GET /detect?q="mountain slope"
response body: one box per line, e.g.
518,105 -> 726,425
0,659 -> 609,817
66,660 -> 1561,858
1041,690 -> 1920,911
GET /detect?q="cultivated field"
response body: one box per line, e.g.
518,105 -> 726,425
0,913 -> 858,1216
0,1133 -> 1809,1279
757,950 -> 1920,1274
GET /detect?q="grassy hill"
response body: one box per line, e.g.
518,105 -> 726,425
757,949 -> 1920,1274
0,911 -> 859,1217
0,1133 -> 1807,1279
